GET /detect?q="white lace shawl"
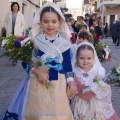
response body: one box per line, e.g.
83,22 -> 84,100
33,33 -> 71,63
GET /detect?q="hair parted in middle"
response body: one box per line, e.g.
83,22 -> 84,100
78,31 -> 89,41
40,7 -> 61,21
75,44 -> 94,66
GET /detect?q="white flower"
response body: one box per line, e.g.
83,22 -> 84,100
21,37 -> 31,46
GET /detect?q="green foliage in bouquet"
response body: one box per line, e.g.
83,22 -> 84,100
0,37 -> 5,41
0,34 -> 34,62
25,27 -> 31,37
95,42 -> 105,62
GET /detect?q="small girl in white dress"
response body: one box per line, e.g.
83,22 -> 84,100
71,42 -> 120,120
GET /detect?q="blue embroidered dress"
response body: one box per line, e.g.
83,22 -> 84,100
3,33 -> 74,120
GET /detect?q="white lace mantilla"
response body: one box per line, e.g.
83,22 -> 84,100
74,66 -> 98,87
34,34 -> 71,63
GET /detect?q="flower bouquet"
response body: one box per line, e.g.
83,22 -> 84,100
0,34 -> 33,62
95,42 -> 111,62
104,65 -> 120,86
0,34 -> 52,94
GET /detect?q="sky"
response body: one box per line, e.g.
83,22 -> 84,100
66,0 -> 82,9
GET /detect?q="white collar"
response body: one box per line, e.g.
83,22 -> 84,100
44,32 -> 59,41
74,66 -> 97,86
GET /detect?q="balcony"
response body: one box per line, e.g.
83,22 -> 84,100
96,0 -> 120,10
89,0 -> 95,4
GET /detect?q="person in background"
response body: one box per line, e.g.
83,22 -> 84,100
115,20 -> 120,46
84,13 -> 93,27
4,2 -> 25,65
79,25 -> 94,44
92,19 -> 102,46
77,16 -> 80,21
66,18 -> 76,44
110,21 -> 117,44
104,23 -> 108,38
4,2 -> 25,36
69,17 -> 79,34
77,31 -> 90,44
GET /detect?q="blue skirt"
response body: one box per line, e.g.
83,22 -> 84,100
3,75 -> 30,120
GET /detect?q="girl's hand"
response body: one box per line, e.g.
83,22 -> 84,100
67,85 -> 78,98
67,81 -> 78,98
31,67 -> 49,84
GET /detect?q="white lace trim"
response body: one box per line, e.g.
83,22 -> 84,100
34,34 -> 71,63
74,67 -> 98,87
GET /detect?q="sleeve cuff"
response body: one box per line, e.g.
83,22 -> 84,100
67,77 -> 74,83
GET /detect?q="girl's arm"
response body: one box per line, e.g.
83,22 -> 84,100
62,48 -> 78,96
62,48 -> 74,83
31,48 -> 49,84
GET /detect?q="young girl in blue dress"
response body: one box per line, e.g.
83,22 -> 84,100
3,2 -> 77,120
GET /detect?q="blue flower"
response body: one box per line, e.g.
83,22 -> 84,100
102,49 -> 106,55
14,40 -> 21,48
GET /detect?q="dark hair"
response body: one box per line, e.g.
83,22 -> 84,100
93,18 -> 99,22
40,7 -> 61,20
78,31 -> 89,41
77,16 -> 80,20
11,2 -> 20,11
66,18 -> 70,23
81,25 -> 87,29
85,13 -> 89,17
76,44 -> 94,58
79,16 -> 84,20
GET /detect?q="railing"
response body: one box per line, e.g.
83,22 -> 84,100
89,0 -> 95,4
100,0 -> 116,2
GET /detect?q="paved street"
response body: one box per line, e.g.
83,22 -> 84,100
0,37 -> 120,119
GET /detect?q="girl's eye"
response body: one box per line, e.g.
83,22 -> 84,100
52,21 -> 57,23
88,57 -> 92,59
79,57 -> 84,59
43,20 -> 49,23
43,21 -> 48,23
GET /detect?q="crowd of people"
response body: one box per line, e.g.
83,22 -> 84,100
66,15 -> 103,49
2,2 -> 120,120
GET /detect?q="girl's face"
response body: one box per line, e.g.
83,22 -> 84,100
71,19 -> 75,25
77,38 -> 89,45
40,12 -> 61,38
67,22 -> 71,30
93,21 -> 97,26
77,49 -> 94,72
12,4 -> 19,12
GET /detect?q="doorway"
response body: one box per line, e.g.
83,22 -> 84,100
110,15 -> 115,32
